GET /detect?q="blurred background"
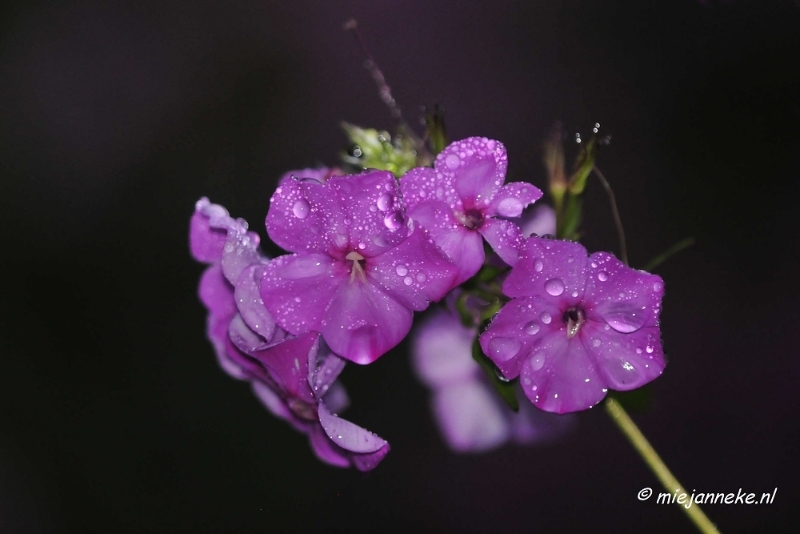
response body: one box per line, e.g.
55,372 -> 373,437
1,0 -> 798,532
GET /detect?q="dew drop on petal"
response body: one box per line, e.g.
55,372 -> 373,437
605,311 -> 646,334
598,271 -> 609,282
377,193 -> 392,211
540,312 -> 552,324
544,278 -> 565,296
395,264 -> 408,276
496,197 -> 524,217
487,337 -> 521,362
534,259 -> 544,272
403,276 -> 413,286
524,322 -> 540,335
292,199 -> 310,219
592,338 -> 601,347
571,290 -> 579,298
445,154 -> 460,169
416,272 -> 427,282
529,353 -> 545,371
646,345 -> 654,354
384,210 -> 404,229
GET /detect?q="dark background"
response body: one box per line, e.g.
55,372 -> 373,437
1,0 -> 798,532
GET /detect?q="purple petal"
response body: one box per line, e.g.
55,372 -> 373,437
400,166 -> 459,209
583,251 -> 664,333
317,402 -> 388,454
233,264 -> 276,342
266,176 -> 348,256
479,218 -> 523,266
247,332 -> 319,406
443,137 -> 508,207
349,443 -> 391,472
217,219 -> 263,286
580,322 -> 665,390
190,198 -> 229,263
320,280 -> 413,364
321,381 -> 349,414
309,350 -> 347,398
278,167 -> 342,185
405,199 -> 483,285
518,331 -> 607,414
228,314 -> 269,354
251,380 -> 293,421
503,237 -> 589,306
487,182 -> 543,218
510,399 -> 576,444
479,296 -> 564,379
518,204 -> 556,238
432,382 -> 510,453
307,424 -> 351,468
260,253 -> 346,334
412,309 -> 478,387
367,223 -> 458,310
198,266 -> 249,380
329,171 -> 410,259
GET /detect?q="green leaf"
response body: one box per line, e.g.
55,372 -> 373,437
340,122 -> 418,176
422,105 -> 447,156
641,237 -> 695,272
471,337 -> 519,412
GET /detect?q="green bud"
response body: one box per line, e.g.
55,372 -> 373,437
340,122 -> 418,177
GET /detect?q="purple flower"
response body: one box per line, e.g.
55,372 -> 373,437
248,332 -> 390,471
480,237 -> 666,414
277,167 -> 343,185
400,137 -> 543,285
191,199 -> 389,470
412,309 -> 574,452
261,170 -> 457,364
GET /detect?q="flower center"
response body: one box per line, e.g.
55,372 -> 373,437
454,208 -> 484,229
346,251 -> 367,283
563,307 -> 585,339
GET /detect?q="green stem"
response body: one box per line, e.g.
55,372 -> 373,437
604,398 -> 720,534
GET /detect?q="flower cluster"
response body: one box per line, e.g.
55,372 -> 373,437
190,136 -> 666,468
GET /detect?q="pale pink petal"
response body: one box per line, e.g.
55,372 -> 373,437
190,198 -> 228,263
518,204 -> 556,238
260,254 -> 346,334
320,281 -> 413,364
318,403 -> 388,454
308,424 -> 351,468
479,218 -> 523,266
309,350 -> 347,398
432,382 -> 510,453
233,264 -> 276,341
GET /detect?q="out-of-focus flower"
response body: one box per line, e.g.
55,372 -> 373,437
190,198 -> 389,470
518,204 -> 556,238
261,170 -> 457,364
480,237 -> 665,414
412,308 -> 574,452
400,137 -> 542,285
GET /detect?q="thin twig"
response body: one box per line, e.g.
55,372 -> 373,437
592,165 -> 628,265
642,237 -> 696,272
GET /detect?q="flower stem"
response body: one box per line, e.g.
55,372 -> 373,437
604,398 -> 720,534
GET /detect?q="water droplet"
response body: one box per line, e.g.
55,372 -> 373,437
592,338 -> 601,347
605,309 -> 646,333
358,242 -> 366,250
496,197 -> 524,217
540,312 -> 552,324
524,322 -> 540,335
384,210 -> 404,229
292,200 -> 310,219
636,348 -> 643,354
416,272 -> 427,282
571,290 -> 579,298
445,154 -> 460,169
591,262 -> 598,268
534,259 -> 544,272
495,368 -> 510,382
646,345 -> 654,354
598,271 -> 608,282
403,276 -> 413,286
377,193 -> 392,211
544,278 -> 565,296
395,264 -> 408,276
530,353 -> 545,371
487,337 -> 521,362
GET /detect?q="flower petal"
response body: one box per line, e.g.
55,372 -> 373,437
218,218 -> 263,287
580,321 -> 665,390
518,204 -> 556,238
190,198 -> 228,263
411,309 -> 478,387
583,251 -> 664,332
400,166 -> 458,209
367,223 -> 458,310
519,332 -> 607,413
247,332 -> 319,405
479,218 -> 523,266
317,402 -> 388,454
233,264 -> 276,342
480,296 -> 564,379
432,382 -> 510,453
503,237 -> 588,306
309,349 -> 347,398
320,280 -> 413,364
487,182 -> 543,218
405,199 -> 483,285
443,137 -> 508,207
307,424 -> 351,468
260,253 -> 346,334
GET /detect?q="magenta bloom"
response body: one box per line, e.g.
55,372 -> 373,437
261,170 -> 457,364
400,137 -> 542,285
191,199 -> 389,470
412,309 -> 574,452
480,237 -> 666,413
